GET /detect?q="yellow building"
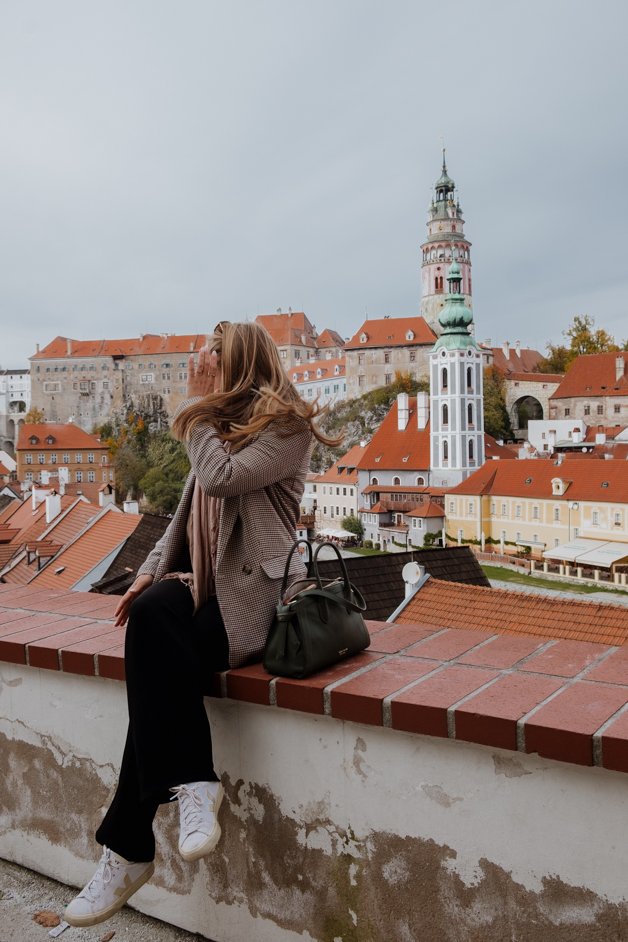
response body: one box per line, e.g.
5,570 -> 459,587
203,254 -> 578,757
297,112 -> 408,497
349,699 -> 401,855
445,459 -> 628,556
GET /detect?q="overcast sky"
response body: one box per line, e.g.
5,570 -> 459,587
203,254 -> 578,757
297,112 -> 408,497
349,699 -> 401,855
1,0 -> 627,368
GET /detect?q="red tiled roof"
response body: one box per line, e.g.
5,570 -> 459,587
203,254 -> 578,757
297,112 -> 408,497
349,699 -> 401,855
17,423 -> 106,451
506,372 -> 564,384
491,347 -> 544,374
448,457 -> 628,502
362,485 -> 446,495
484,436 -> 518,460
584,426 -> 627,442
292,357 -> 346,383
29,507 -> 141,589
395,578 -> 628,647
314,445 -> 365,485
550,352 -> 628,400
357,399 -> 431,471
317,329 -> 345,348
406,502 -> 444,518
346,316 -> 436,350
337,444 -> 366,470
31,334 -> 207,360
0,499 -> 24,526
0,462 -> 10,476
255,313 -> 317,348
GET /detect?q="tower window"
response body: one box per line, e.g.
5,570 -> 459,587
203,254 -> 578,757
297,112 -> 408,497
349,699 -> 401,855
467,403 -> 473,425
442,404 -> 449,426
442,367 -> 448,390
443,441 -> 449,463
469,440 -> 474,462
467,366 -> 473,391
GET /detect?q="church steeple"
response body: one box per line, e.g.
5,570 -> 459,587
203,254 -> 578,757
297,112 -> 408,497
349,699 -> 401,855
429,258 -> 484,487
420,152 -> 472,334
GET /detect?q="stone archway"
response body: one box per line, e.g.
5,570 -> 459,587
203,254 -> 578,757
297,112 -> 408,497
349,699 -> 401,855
511,395 -> 543,433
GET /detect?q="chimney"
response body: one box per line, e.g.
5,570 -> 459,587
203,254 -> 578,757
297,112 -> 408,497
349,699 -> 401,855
189,341 -> 194,352
36,342 -> 40,353
572,428 -> 582,444
45,491 -> 62,524
32,486 -> 47,510
123,499 -> 139,514
99,485 -> 115,508
416,391 -> 429,430
616,355 -> 625,382
397,392 -> 409,430
66,338 -> 72,356
515,340 -> 521,354
596,432 -> 607,445
502,340 -> 510,359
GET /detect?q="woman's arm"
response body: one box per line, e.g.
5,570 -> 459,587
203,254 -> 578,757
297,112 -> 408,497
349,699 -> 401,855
185,418 -> 312,498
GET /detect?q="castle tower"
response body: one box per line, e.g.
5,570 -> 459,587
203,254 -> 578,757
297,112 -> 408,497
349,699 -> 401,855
420,151 -> 472,333
429,260 -> 484,488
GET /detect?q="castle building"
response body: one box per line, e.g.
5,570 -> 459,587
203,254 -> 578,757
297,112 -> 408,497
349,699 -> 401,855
420,152 -> 472,334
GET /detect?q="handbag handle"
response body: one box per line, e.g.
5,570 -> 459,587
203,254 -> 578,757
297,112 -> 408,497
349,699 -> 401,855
312,540 -> 354,598
280,539 -> 314,598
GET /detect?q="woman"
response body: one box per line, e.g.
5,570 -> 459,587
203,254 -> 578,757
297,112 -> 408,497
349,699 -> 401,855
64,321 -> 338,928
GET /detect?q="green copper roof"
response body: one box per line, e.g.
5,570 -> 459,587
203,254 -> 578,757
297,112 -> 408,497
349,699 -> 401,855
433,261 -> 478,352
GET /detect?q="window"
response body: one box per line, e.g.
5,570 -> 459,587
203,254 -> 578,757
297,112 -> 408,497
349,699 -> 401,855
358,375 -> 365,387
38,454 -> 45,464
101,455 -> 108,464
615,513 -> 622,526
323,506 -> 327,515
467,366 -> 473,391
532,506 -> 539,520
467,403 -> 473,425
565,408 -> 570,416
140,373 -> 154,384
442,404 -> 449,426
443,441 -> 449,462
584,405 -> 590,416
371,477 -> 379,485
615,404 -> 621,414
412,518 -> 423,530
409,351 -> 416,362
392,476 -> 401,486
88,470 -> 95,483
490,501 -> 495,514
88,453 -> 94,463
592,511 -> 599,526
501,503 -> 507,515
102,381 -> 109,389
50,454 -> 57,464
449,501 -> 455,513
25,471 -> 33,482
597,404 -> 604,415
573,527 -> 580,538
384,374 -> 392,385
75,453 -> 83,463
76,470 -> 83,482
102,470 -> 108,481
442,367 -> 448,390
468,440 -> 474,461
384,352 -> 391,364
515,504 -> 521,518
26,454 -> 33,464
417,476 -> 425,486
358,353 -> 364,366
554,507 -> 560,521
468,501 -> 474,514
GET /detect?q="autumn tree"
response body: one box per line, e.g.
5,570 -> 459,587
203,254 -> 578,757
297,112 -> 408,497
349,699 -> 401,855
24,407 -> 45,423
536,315 -> 621,372
483,366 -> 512,441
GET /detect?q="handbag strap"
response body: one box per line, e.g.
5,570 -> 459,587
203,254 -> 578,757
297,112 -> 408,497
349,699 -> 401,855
294,585 -> 367,614
280,539 -> 314,597
312,541 -> 353,595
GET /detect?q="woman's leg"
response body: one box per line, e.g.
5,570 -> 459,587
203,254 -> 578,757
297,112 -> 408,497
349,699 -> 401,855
96,579 -> 229,861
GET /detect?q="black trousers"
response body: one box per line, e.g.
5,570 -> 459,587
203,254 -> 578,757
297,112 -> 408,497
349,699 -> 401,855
95,579 -> 230,862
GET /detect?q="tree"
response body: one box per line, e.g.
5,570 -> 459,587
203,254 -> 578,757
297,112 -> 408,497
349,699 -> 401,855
140,432 -> 190,513
341,515 -> 364,539
24,407 -> 45,423
483,366 -> 512,441
113,444 -> 149,501
536,315 -> 619,373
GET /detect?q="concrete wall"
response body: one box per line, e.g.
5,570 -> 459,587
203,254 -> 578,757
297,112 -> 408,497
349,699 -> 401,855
2,660 -> 628,941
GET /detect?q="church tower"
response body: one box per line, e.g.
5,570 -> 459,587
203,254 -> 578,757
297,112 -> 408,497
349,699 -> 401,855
429,259 -> 484,488
420,151 -> 472,333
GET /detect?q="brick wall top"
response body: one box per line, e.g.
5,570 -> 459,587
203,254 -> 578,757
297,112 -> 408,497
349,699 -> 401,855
2,583 -> 628,774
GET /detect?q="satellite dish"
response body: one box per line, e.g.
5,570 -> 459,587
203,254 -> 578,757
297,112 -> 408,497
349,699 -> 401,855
402,562 -> 423,585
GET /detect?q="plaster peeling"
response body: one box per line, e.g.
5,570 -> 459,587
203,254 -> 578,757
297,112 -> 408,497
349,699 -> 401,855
421,783 -> 463,808
348,863 -> 358,887
0,673 -> 22,689
350,736 -> 371,781
493,754 -> 533,778
0,718 -> 117,784
381,854 -> 411,885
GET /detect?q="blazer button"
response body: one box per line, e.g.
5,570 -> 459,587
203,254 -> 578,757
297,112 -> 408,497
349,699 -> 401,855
242,564 -> 252,575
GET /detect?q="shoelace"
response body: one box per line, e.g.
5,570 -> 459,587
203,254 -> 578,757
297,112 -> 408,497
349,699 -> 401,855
80,847 -> 114,902
170,784 -> 211,835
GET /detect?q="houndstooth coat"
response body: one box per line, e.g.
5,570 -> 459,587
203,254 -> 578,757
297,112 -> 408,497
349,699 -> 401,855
137,398 -> 313,667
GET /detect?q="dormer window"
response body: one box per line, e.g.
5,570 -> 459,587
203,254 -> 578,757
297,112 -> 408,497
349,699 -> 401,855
359,332 -> 368,343
551,477 -> 566,496
46,436 -> 55,445
406,330 -> 415,341
29,436 -> 39,445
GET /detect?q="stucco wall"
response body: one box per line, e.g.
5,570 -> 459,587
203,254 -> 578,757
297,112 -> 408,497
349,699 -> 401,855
2,661 -> 628,941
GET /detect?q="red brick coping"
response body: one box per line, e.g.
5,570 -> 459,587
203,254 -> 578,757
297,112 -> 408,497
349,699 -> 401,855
2,584 -> 628,773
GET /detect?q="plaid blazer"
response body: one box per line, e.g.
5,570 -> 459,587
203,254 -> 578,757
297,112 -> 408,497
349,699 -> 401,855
138,401 -> 313,667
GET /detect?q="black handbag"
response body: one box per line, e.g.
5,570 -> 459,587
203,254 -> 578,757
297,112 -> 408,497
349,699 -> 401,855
263,539 -> 370,679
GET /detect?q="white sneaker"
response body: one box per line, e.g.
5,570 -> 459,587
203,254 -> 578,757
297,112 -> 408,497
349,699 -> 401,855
170,780 -> 224,861
63,846 -> 154,928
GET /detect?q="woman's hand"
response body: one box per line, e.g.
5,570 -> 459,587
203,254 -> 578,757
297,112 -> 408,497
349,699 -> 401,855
114,574 -> 154,627
187,347 -> 219,399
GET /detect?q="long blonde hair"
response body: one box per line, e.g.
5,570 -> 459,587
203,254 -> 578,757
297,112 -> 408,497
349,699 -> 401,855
172,321 -> 343,451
